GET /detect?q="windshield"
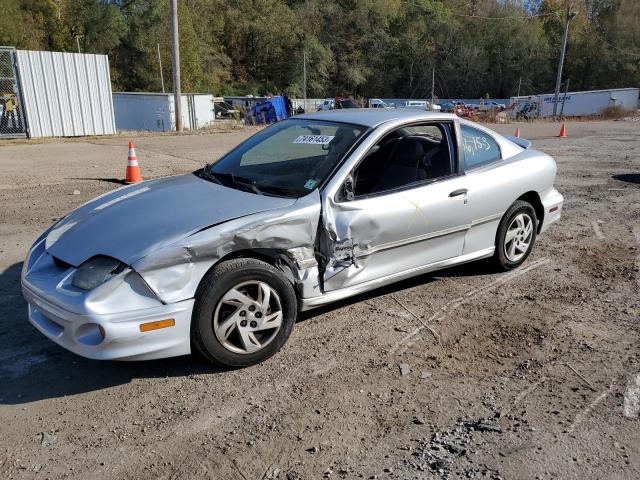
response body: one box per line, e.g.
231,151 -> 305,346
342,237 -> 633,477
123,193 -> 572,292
199,119 -> 367,198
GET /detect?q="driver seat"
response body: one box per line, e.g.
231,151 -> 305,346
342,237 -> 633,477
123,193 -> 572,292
373,137 -> 427,192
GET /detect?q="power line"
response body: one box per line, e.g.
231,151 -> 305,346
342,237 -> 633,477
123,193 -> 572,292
448,11 -> 559,20
406,2 -> 561,21
599,38 -> 640,58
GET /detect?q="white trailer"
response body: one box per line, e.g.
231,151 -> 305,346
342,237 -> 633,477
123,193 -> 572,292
113,92 -> 215,132
510,87 -> 639,118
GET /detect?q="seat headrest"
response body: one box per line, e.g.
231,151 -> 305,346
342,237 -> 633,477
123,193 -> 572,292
393,138 -> 424,167
330,127 -> 357,150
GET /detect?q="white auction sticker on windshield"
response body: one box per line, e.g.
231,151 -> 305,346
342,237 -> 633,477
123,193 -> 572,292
293,135 -> 334,145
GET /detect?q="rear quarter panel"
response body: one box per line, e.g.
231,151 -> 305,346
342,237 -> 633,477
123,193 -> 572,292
462,148 -> 557,254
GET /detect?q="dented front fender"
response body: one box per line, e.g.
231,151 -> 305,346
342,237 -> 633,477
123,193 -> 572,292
132,191 -> 322,304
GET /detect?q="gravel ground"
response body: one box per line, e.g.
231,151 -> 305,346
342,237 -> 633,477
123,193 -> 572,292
0,120 -> 638,480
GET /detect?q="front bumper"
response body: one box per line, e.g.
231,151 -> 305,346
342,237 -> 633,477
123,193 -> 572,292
22,281 -> 194,361
21,240 -> 194,361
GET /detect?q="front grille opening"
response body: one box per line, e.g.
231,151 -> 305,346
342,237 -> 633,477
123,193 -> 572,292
52,256 -> 73,270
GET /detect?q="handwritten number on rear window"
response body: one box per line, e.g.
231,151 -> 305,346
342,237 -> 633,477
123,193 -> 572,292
463,135 -> 491,157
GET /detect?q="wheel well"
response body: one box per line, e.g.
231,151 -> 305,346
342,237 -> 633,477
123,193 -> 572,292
219,249 -> 279,266
517,191 -> 544,232
213,249 -> 300,292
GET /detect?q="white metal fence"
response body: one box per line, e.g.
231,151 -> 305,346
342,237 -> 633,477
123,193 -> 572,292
15,50 -> 115,137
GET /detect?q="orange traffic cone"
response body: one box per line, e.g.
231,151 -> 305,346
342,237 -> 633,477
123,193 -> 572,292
514,127 -> 521,138
125,141 -> 143,184
558,122 -> 567,138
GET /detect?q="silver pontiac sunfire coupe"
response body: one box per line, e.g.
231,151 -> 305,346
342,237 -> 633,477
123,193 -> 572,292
22,110 -> 563,367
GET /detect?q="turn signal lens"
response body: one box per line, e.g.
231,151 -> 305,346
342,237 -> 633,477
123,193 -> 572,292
139,319 -> 175,332
549,206 -> 559,213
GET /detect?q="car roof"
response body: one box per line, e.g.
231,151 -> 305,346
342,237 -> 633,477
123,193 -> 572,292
294,109 -> 457,128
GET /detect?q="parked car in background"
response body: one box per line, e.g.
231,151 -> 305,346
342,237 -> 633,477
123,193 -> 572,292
317,99 -> 335,111
22,109 -> 563,367
335,98 -> 356,109
400,100 -> 441,111
477,100 -> 506,112
440,101 -> 455,112
317,97 -> 357,111
369,98 -> 394,109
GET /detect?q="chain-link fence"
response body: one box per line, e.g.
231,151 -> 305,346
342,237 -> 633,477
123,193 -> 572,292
0,47 -> 26,137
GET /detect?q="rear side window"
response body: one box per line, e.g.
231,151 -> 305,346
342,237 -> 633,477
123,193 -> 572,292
461,125 -> 501,169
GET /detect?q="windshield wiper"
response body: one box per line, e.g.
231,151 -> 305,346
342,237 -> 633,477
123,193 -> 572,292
196,164 -> 222,185
259,185 -> 296,198
230,174 -> 264,195
208,172 -> 263,195
198,167 -> 267,196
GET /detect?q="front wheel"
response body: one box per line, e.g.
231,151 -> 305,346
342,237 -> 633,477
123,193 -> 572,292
192,258 -> 297,367
493,200 -> 537,271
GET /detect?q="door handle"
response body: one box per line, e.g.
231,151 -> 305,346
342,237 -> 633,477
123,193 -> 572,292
449,188 -> 468,198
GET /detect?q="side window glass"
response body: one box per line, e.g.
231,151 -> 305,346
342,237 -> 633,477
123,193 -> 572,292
461,125 -> 500,169
350,123 -> 452,199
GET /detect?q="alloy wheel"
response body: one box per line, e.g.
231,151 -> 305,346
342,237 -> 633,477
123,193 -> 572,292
213,280 -> 283,354
504,213 -> 534,262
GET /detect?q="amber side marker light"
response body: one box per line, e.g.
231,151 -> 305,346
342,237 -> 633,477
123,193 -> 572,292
140,319 -> 175,332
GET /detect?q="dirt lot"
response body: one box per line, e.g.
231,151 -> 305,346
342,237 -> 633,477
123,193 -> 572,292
0,120 -> 638,480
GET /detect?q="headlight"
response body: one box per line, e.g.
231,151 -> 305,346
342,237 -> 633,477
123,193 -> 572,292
72,256 -> 127,290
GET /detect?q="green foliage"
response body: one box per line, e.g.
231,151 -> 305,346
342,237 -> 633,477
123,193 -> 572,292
0,0 -> 637,97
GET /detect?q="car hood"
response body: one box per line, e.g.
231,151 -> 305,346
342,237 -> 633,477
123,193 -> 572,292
45,173 -> 296,266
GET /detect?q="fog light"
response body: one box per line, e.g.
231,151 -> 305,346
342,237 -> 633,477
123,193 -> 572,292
75,323 -> 105,346
140,319 -> 175,332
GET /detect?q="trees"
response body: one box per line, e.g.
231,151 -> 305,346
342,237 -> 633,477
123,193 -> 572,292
0,0 -> 636,97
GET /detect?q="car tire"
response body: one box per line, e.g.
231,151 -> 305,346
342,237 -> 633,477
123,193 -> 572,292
493,200 -> 538,271
191,258 -> 297,368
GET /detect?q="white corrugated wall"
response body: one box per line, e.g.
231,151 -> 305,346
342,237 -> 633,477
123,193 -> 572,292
113,93 -> 172,132
16,50 -> 115,137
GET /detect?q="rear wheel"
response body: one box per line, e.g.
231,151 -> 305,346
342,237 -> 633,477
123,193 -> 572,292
494,200 -> 537,271
192,258 -> 297,367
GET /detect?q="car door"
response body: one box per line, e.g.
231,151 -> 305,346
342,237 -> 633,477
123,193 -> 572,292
320,121 -> 473,292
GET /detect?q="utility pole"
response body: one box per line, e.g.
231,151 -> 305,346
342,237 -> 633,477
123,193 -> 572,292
552,4 -> 575,119
517,76 -> 522,97
559,78 -> 571,118
303,51 -> 307,111
169,0 -> 183,132
75,36 -> 81,53
431,66 -> 435,107
157,43 -> 165,93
